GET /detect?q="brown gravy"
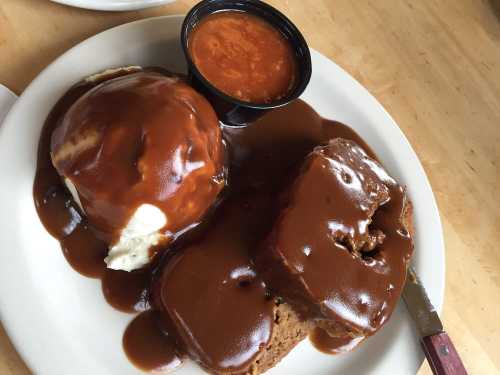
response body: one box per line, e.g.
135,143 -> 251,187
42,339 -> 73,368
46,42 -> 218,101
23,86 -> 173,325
123,310 -> 183,372
49,70 -> 225,247
253,138 -> 412,336
33,70 -> 400,372
188,11 -> 297,104
102,267 -> 151,312
156,194 -> 275,373
309,328 -> 365,355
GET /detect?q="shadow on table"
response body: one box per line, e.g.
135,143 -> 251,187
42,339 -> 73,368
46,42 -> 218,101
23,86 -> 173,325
0,322 -> 31,374
477,0 -> 500,40
489,0 -> 500,21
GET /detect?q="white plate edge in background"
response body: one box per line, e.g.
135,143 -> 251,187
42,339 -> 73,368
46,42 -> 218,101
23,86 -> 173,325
51,0 -> 175,11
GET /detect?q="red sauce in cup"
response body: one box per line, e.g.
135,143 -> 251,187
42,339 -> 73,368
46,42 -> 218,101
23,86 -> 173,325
188,11 -> 297,104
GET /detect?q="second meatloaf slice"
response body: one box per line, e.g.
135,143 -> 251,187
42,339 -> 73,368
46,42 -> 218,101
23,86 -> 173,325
254,138 -> 414,338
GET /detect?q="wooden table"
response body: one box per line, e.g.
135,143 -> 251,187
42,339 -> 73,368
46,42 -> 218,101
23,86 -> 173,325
1,0 -> 499,374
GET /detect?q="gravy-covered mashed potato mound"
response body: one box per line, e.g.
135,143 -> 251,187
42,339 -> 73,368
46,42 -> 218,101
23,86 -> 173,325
50,70 -> 225,271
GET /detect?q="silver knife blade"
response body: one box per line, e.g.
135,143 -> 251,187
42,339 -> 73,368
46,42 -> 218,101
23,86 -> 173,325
402,266 -> 443,338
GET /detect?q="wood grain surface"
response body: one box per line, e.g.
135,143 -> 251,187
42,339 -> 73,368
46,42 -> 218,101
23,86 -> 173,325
1,0 -> 499,374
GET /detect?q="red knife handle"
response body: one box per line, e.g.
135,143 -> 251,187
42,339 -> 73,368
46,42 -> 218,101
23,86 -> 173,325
421,332 -> 467,375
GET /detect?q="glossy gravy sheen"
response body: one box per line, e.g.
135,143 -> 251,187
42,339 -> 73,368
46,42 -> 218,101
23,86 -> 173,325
188,11 -> 297,104
254,138 -> 412,335
123,310 -> 183,372
33,70 -> 404,371
309,327 -> 365,355
156,194 -> 275,373
49,70 -> 224,246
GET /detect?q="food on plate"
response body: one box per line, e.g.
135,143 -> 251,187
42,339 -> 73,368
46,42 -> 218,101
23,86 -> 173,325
188,11 -> 297,104
122,310 -> 183,373
50,69 -> 225,271
30,1 -> 415,372
153,196 -> 311,375
254,138 -> 414,346
34,64 -> 414,373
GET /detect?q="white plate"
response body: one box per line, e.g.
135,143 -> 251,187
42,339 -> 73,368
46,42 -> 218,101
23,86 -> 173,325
0,15 -> 445,375
51,0 -> 175,11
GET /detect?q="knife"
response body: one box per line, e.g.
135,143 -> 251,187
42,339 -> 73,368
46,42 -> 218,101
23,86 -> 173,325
402,267 -> 468,375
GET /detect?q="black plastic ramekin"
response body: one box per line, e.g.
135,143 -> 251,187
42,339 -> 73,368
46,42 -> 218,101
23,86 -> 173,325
181,0 -> 312,126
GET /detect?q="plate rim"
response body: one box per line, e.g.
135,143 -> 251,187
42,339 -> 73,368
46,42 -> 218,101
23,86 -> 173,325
0,14 -> 445,375
50,0 -> 175,11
